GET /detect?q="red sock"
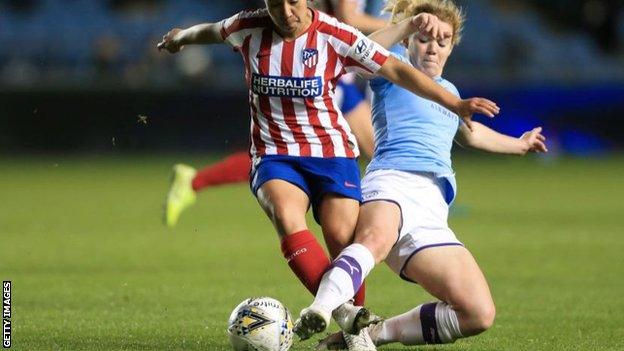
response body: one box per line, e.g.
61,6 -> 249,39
281,230 -> 331,295
353,284 -> 366,306
192,151 -> 252,191
281,230 -> 368,306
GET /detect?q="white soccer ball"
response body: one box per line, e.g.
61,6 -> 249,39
227,297 -> 294,351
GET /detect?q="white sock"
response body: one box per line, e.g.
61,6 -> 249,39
310,244 -> 375,313
371,302 -> 462,346
435,302 -> 462,343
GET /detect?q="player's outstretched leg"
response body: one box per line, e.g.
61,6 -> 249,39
294,244 -> 378,341
364,301 -> 463,346
164,164 -> 197,228
297,201 -> 399,341
366,246 -> 495,346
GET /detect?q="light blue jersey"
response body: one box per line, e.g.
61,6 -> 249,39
366,54 -> 461,204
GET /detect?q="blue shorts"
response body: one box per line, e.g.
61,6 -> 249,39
250,155 -> 362,223
336,80 -> 365,115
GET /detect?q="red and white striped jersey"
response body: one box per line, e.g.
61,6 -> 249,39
219,8 -> 389,158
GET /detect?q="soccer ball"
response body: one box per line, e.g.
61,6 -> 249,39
227,297 -> 294,351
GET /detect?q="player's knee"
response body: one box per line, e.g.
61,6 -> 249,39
322,219 -> 359,258
324,241 -> 346,260
271,204 -> 306,236
469,302 -> 496,334
355,225 -> 394,263
442,282 -> 495,335
323,221 -> 353,242
459,300 -> 496,335
323,232 -> 351,257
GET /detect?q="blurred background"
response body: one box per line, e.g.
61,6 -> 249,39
1,0 -> 623,155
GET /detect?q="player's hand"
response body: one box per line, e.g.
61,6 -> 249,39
157,28 -> 185,53
520,127 -> 548,154
455,98 -> 500,131
410,13 -> 451,40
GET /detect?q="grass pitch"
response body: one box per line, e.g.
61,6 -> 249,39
1,154 -> 623,350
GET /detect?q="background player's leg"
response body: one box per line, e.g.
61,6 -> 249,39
192,151 -> 251,191
372,246 -> 495,346
344,101 -> 375,159
165,152 -> 251,227
257,180 -> 330,295
316,193 -> 367,304
164,164 -> 198,228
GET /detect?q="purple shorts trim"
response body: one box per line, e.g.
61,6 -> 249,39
361,198 -> 403,245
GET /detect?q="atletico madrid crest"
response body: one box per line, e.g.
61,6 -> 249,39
302,48 -> 319,69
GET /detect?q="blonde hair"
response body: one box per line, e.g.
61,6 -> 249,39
384,0 -> 465,45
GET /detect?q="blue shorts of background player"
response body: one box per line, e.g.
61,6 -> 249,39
250,155 -> 362,223
336,80 -> 365,115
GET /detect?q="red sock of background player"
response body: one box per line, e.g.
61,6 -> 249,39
353,283 -> 366,306
281,230 -> 367,306
191,151 -> 251,191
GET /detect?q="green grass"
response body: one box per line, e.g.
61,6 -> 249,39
1,154 -> 623,350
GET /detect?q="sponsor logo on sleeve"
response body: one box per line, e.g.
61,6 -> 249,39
355,40 -> 368,55
353,38 -> 375,63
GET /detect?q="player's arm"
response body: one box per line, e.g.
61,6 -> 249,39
454,122 -> 548,155
377,56 -> 499,130
369,13 -> 449,49
157,23 -> 224,53
333,0 -> 388,34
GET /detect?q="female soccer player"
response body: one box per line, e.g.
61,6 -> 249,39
163,0 -> 388,229
295,0 -> 547,348
157,0 -> 498,331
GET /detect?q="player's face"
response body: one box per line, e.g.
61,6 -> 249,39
406,20 -> 454,78
265,0 -> 311,37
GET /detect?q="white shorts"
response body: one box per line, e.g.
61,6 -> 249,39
361,169 -> 463,282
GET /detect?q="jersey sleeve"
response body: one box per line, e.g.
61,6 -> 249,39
443,81 -> 461,98
343,31 -> 390,74
369,52 -> 408,85
218,12 -> 243,48
219,10 -> 265,49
